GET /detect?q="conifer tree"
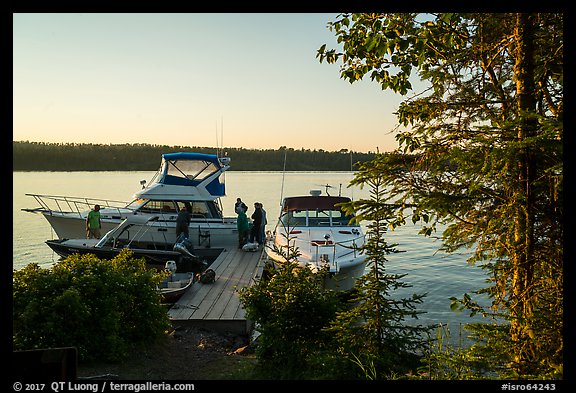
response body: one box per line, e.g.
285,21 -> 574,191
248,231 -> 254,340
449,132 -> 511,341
324,157 -> 430,377
318,13 -> 563,377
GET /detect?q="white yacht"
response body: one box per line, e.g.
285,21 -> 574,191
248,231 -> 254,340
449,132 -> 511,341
23,152 -> 237,248
265,190 -> 367,291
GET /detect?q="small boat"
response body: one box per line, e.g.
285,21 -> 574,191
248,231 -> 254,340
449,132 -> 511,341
24,152 -> 238,249
159,272 -> 194,303
45,215 -> 208,270
265,189 -> 367,292
158,262 -> 195,303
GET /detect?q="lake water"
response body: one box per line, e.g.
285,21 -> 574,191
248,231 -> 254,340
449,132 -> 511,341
13,170 -> 493,340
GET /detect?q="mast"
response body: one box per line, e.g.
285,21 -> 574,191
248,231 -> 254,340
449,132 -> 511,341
279,149 -> 287,209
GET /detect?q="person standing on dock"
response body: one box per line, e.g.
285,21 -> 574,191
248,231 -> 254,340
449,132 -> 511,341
176,203 -> 191,240
236,204 -> 250,249
86,204 -> 101,239
235,197 -> 248,214
259,203 -> 267,244
250,202 -> 263,246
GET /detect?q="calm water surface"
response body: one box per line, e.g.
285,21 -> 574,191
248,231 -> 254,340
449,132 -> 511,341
13,171 -> 493,337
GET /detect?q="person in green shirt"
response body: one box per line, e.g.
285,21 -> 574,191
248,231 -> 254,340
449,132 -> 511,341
236,205 -> 250,249
86,204 -> 102,239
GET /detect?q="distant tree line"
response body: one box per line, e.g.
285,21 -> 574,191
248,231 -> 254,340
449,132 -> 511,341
12,141 -> 412,171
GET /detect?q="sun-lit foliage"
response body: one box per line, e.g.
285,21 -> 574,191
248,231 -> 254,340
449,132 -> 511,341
13,249 -> 171,362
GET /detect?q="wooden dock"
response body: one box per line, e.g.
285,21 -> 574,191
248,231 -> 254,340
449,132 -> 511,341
168,243 -> 267,335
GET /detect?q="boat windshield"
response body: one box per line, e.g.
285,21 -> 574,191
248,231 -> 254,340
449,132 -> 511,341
279,196 -> 354,227
153,153 -> 227,196
280,208 -> 354,227
163,154 -> 221,182
175,201 -> 222,219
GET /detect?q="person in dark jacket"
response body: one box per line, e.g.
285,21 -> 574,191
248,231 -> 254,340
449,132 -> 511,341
235,198 -> 248,214
176,203 -> 191,239
249,202 -> 263,245
259,203 -> 267,244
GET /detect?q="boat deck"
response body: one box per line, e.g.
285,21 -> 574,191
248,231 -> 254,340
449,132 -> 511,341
168,242 -> 267,335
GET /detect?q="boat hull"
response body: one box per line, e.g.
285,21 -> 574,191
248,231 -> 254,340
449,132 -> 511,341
45,238 -> 219,271
159,272 -> 195,303
265,249 -> 367,292
265,191 -> 368,292
42,212 -> 238,249
268,255 -> 366,292
323,256 -> 367,292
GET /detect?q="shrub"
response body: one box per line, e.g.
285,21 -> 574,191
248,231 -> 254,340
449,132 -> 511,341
239,261 -> 345,379
13,249 -> 171,362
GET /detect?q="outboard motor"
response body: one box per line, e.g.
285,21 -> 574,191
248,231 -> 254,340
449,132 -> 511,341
165,260 -> 177,274
173,234 -> 197,259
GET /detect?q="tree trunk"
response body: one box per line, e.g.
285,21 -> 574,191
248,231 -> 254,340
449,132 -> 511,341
511,13 -> 537,373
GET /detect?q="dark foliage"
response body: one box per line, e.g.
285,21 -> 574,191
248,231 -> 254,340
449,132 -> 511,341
12,141 -> 405,172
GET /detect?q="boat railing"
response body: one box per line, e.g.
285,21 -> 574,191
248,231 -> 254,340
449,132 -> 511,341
23,194 -> 131,217
102,217 -> 172,250
125,221 -> 171,249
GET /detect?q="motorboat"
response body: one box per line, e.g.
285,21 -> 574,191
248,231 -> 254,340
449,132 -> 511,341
159,271 -> 195,303
23,152 -> 237,248
265,189 -> 367,292
45,215 -> 212,271
158,261 -> 195,303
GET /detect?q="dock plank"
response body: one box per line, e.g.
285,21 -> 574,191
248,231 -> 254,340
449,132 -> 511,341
207,250 -> 258,319
222,251 -> 264,318
168,243 -> 265,334
169,248 -> 237,320
192,248 -> 247,319
233,251 -> 267,319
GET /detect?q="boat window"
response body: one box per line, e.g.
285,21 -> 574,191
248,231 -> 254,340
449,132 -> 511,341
332,210 -> 354,225
125,198 -> 148,210
139,200 -> 177,214
162,204 -> 176,212
176,201 -> 192,213
281,210 -> 306,227
167,159 -> 219,182
192,202 -> 209,218
206,201 -> 222,219
305,209 -> 329,226
176,201 -> 216,219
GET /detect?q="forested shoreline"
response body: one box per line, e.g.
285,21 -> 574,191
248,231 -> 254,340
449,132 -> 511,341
12,141 -> 400,171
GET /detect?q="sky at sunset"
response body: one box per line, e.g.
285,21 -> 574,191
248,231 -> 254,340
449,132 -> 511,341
13,13 -> 410,153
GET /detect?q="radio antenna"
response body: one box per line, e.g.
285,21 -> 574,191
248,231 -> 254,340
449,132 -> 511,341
279,149 -> 287,207
215,117 -> 225,157
220,116 -> 224,157
215,120 -> 220,156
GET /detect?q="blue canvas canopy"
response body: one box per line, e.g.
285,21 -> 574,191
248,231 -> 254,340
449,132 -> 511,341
156,152 -> 228,196
162,152 -> 221,165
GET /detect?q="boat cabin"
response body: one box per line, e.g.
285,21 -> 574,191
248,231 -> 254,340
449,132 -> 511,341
125,199 -> 223,219
123,152 -> 229,220
280,195 -> 355,227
